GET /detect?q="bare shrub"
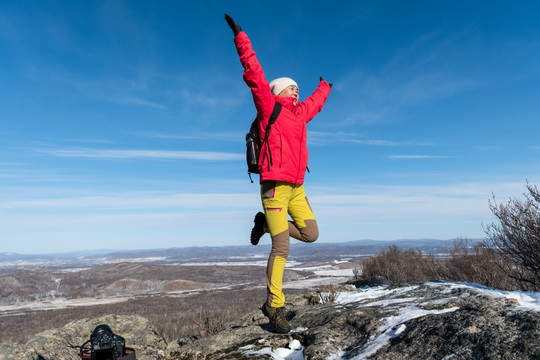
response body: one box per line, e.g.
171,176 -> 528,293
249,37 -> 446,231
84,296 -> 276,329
316,284 -> 338,304
484,183 -> 540,291
359,182 -> 540,291
443,239 -> 515,290
353,266 -> 362,281
361,245 -> 441,286
192,307 -> 226,338
360,240 -> 519,290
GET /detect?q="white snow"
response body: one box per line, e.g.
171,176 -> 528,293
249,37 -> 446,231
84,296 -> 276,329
179,261 -> 269,266
312,268 -> 355,277
426,281 -> 540,312
0,296 -> 131,315
334,284 -> 460,359
442,355 -> 458,360
241,339 -> 304,360
288,263 -> 355,278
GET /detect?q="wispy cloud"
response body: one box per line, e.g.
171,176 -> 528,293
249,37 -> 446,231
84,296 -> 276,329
1,182 -> 526,252
106,95 -> 165,109
334,29 -> 479,127
0,192 -> 257,210
309,131 -> 397,146
350,139 -> 397,146
140,131 -> 242,142
390,155 -> 450,159
36,148 -> 243,161
311,182 -> 527,227
179,88 -> 242,108
337,70 -> 477,127
68,138 -> 117,144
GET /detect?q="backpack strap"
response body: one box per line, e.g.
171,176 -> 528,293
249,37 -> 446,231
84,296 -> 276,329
261,101 -> 282,170
267,101 -> 282,128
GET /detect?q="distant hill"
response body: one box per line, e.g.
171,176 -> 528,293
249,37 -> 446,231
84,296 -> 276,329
0,239 -> 471,270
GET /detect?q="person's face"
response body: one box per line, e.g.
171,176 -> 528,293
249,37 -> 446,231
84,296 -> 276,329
278,85 -> 299,105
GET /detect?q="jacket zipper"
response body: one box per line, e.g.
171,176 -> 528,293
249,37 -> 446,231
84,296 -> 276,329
296,123 -> 305,182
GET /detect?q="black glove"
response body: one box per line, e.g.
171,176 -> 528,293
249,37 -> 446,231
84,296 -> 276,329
225,14 -> 242,36
320,76 -> 333,88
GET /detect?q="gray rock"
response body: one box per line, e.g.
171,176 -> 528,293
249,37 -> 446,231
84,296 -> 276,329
0,314 -> 167,360
0,341 -> 40,360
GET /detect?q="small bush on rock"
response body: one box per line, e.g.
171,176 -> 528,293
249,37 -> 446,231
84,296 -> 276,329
360,239 -> 518,290
485,183 -> 540,291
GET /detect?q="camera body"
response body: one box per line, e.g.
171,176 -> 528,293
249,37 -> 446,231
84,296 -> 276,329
90,325 -> 125,360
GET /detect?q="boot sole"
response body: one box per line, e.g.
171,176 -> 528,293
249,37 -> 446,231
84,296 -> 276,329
250,212 -> 266,245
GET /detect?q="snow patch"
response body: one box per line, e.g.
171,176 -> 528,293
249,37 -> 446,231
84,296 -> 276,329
332,281 -> 540,359
241,339 -> 304,360
425,281 -> 540,311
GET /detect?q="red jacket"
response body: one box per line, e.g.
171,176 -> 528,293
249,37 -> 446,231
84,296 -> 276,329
234,32 -> 331,185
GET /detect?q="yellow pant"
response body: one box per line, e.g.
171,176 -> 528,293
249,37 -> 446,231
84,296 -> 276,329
260,181 -> 319,307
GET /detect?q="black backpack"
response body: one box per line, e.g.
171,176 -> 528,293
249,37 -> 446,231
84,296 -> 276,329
245,102 -> 282,182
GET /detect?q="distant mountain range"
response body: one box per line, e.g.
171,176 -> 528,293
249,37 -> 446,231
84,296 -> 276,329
0,239 -> 473,270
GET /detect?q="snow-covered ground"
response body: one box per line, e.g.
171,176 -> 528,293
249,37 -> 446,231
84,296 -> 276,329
0,296 -> 132,315
428,281 -> 540,312
240,339 -> 304,360
240,281 -> 540,360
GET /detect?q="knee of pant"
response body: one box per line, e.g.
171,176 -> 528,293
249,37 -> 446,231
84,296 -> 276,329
303,232 -> 318,243
272,247 -> 289,259
271,245 -> 289,259
301,226 -> 318,243
271,231 -> 290,257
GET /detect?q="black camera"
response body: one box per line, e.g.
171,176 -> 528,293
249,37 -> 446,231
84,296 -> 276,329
79,324 -> 135,360
90,324 -> 125,360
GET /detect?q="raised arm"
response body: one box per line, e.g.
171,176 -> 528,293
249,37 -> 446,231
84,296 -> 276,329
225,14 -> 275,120
296,77 -> 332,123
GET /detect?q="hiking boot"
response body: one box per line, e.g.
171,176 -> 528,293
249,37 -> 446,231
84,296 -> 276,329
250,212 -> 266,245
261,303 -> 290,334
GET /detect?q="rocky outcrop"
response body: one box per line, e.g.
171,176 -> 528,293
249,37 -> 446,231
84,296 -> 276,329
2,282 -> 540,360
0,314 -> 166,360
166,282 -> 540,360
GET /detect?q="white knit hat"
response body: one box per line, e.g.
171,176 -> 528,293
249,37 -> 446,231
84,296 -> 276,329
269,77 -> 298,96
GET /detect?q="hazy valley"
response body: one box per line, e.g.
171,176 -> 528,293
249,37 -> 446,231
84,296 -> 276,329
0,239 -> 457,343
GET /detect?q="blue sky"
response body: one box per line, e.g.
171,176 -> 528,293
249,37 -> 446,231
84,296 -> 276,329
1,1 -> 539,254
